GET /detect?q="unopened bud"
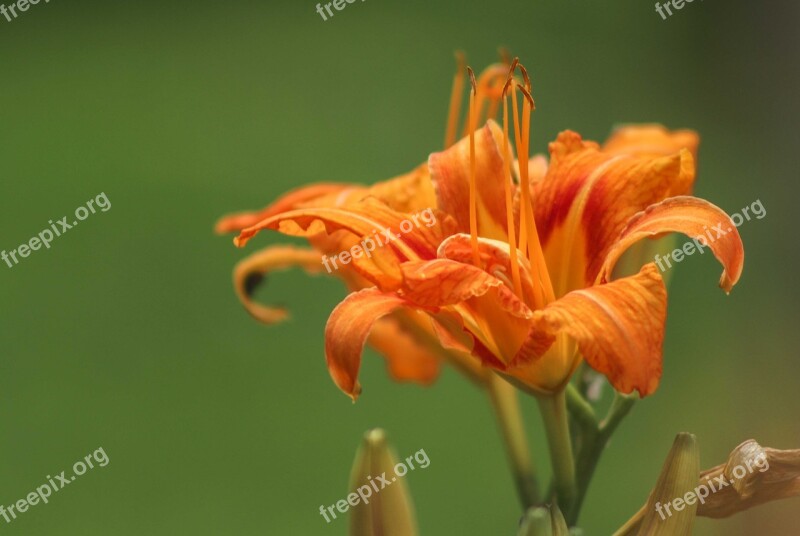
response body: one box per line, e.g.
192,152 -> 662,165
349,429 -> 417,536
517,504 -> 570,536
638,432 -> 700,535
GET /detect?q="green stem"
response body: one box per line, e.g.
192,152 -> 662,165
537,389 -> 576,514
600,392 -> 636,437
487,375 -> 540,508
568,391 -> 637,525
566,383 -> 597,430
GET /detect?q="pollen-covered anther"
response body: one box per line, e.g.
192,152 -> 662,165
517,83 -> 535,110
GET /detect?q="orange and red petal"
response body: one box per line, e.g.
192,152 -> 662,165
437,233 -> 536,306
533,130 -> 697,292
514,263 -> 667,397
600,196 -> 745,293
430,120 -> 511,241
400,258 -> 530,318
325,288 -> 428,400
400,259 -> 531,365
234,198 -> 456,290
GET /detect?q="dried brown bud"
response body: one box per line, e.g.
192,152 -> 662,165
613,438 -> 800,535
697,439 -> 800,518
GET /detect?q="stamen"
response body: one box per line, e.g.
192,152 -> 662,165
512,67 -> 555,305
518,84 -> 535,109
507,57 -> 520,73
444,51 -> 466,149
501,82 -> 524,298
509,80 -> 543,306
467,67 -> 481,267
499,60 -> 528,256
518,64 -> 532,93
463,66 -> 508,136
502,61 -> 552,305
509,81 -> 529,267
499,58 -> 519,132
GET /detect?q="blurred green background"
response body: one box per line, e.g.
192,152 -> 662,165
1,0 -> 798,534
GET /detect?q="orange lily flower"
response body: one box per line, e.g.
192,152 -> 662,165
221,59 -> 744,403
216,138 -> 498,390
215,59 -> 524,395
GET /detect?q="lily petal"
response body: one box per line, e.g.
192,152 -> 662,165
235,198 -> 456,290
325,288 -> 424,400
515,154 -> 549,186
533,130 -> 697,293
363,163 -> 437,214
215,183 -> 359,234
514,263 -> 667,396
437,233 -> 536,306
603,124 -> 699,164
400,259 -> 530,318
428,309 -> 506,370
400,259 -> 531,366
390,308 -> 493,386
600,196 -> 745,293
300,164 -> 437,215
367,314 -> 442,387
429,120 -> 510,241
216,164 -> 436,234
232,245 -> 325,324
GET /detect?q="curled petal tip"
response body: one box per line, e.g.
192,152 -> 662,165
348,384 -> 362,403
601,196 -> 745,293
720,264 -> 742,294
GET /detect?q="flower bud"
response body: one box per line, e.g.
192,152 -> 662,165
517,504 -> 570,536
349,429 -> 418,536
698,439 -> 800,518
638,432 -> 700,535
